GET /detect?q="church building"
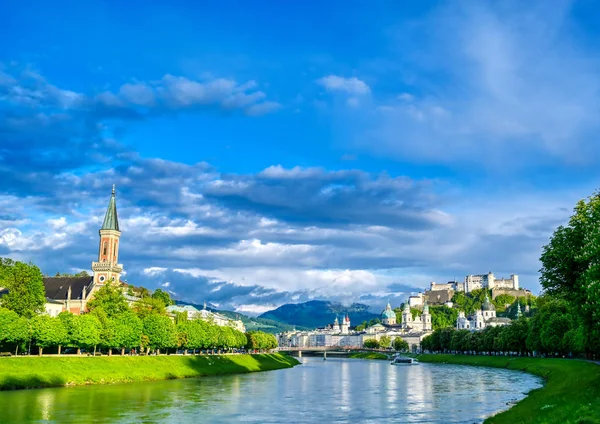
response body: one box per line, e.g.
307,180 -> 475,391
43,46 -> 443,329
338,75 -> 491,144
43,186 -> 123,315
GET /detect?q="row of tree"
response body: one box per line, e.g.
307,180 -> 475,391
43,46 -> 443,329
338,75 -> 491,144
363,336 -> 409,352
0,265 -> 277,355
0,305 -> 276,356
421,295 -> 585,356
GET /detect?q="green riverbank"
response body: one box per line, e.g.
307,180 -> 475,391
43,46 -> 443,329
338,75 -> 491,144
0,353 -> 299,391
348,352 -> 388,360
417,354 -> 600,424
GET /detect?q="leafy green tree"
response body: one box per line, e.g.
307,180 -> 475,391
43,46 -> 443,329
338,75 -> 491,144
54,271 -> 90,277
393,337 -> 409,352
363,338 -> 380,349
354,321 -> 368,331
133,297 -> 167,319
0,259 -> 46,318
379,335 -> 391,349
87,281 -> 129,318
151,289 -> 174,306
0,308 -> 30,355
430,305 -> 459,330
111,311 -> 143,355
30,315 -> 68,356
245,331 -> 277,351
71,314 -> 102,354
540,192 -> 600,354
492,294 -> 516,313
142,314 -> 176,354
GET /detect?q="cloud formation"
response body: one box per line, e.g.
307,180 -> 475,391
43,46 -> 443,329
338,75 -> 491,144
317,75 -> 371,95
332,2 -> 600,169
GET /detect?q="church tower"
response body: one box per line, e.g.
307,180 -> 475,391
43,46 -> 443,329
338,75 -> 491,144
92,185 -> 123,289
422,301 -> 432,331
402,301 -> 412,330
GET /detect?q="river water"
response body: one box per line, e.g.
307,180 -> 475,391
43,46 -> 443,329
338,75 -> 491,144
0,357 -> 542,423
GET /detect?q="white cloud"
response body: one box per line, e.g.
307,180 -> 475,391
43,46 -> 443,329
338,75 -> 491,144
317,75 -> 371,95
343,2 -> 600,167
143,267 -> 168,276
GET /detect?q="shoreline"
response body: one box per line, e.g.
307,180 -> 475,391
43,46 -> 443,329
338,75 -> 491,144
416,354 -> 600,424
0,353 -> 299,391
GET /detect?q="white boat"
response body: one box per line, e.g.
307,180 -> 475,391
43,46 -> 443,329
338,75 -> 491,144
391,356 -> 419,365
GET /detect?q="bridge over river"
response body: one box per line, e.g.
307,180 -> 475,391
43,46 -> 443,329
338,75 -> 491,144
278,347 -> 392,359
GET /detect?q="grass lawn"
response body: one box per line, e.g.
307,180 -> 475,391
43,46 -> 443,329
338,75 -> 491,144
348,352 -> 389,360
417,354 -> 600,424
0,353 -> 299,391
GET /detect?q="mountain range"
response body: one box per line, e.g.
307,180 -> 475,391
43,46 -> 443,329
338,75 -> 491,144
258,300 -> 380,328
175,300 -> 310,333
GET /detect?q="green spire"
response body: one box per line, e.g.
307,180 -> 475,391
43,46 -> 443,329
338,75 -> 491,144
101,185 -> 120,231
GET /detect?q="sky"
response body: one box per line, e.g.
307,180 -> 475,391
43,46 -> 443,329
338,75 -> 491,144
1,0 -> 599,315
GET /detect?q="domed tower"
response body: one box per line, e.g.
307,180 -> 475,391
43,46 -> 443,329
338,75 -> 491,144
401,301 -> 412,330
482,294 -> 496,319
332,316 -> 340,333
381,301 -> 396,325
422,301 -> 432,331
92,185 -> 123,291
341,314 -> 350,334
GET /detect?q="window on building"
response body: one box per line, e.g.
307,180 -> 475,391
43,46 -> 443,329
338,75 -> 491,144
103,242 -> 108,256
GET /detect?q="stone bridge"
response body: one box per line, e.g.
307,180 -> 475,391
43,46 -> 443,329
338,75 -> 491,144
278,347 -> 390,358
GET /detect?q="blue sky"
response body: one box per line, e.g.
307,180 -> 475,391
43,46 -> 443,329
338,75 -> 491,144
1,0 -> 598,315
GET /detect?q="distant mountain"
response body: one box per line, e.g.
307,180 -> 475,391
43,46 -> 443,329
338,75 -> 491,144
175,300 -> 308,334
258,300 -> 380,329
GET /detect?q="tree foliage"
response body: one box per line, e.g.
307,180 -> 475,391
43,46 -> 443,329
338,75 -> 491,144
0,308 -> 29,353
393,337 -> 409,351
31,315 -> 68,354
429,305 -> 459,330
142,314 -> 176,352
379,335 -> 391,349
245,331 -> 277,350
151,289 -> 174,306
86,281 -> 129,318
133,296 -> 167,319
0,258 -> 46,318
539,191 -> 600,354
363,338 -> 380,349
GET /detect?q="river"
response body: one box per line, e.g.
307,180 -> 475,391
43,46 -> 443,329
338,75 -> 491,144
0,357 -> 542,423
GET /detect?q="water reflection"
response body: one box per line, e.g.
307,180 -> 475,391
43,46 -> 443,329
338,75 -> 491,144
0,358 -> 542,424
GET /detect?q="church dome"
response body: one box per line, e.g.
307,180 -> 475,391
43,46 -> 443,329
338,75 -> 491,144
482,296 -> 495,311
381,309 -> 395,319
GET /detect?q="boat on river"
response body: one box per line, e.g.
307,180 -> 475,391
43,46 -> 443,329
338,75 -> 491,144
391,356 -> 419,365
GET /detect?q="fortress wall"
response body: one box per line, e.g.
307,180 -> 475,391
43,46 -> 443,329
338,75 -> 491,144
491,288 -> 530,300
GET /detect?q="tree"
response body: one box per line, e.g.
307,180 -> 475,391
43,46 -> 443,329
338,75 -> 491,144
86,281 -> 129,318
379,335 -> 391,349
133,297 -> 167,319
0,259 -> 46,318
111,312 -> 143,355
354,321 -> 368,332
30,315 -> 68,356
245,331 -> 277,351
539,192 -> 600,354
393,337 -> 409,352
142,314 -> 176,354
430,305 -> 459,330
71,314 -> 102,354
363,338 -> 380,349
54,271 -> 90,277
0,308 -> 30,355
151,289 -> 174,306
